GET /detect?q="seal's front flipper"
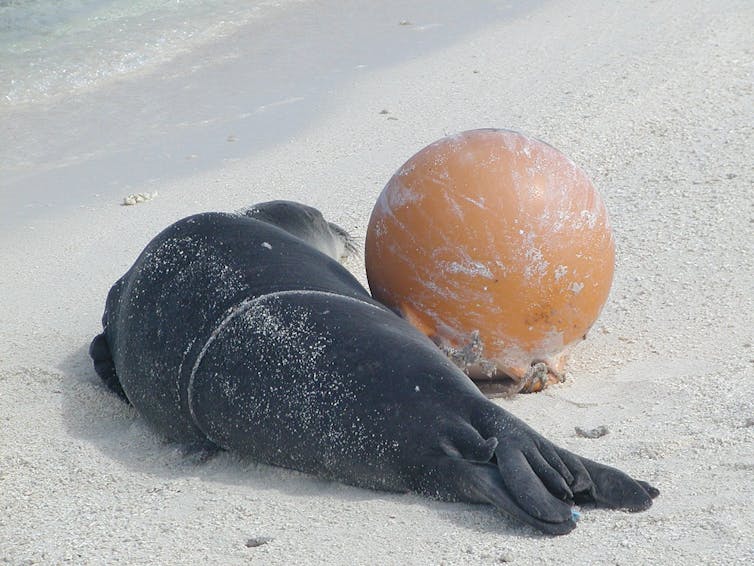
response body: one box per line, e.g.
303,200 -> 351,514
89,333 -> 129,404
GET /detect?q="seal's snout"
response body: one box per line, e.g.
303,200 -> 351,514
328,221 -> 359,261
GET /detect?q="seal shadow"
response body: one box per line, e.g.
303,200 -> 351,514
58,342 -> 540,538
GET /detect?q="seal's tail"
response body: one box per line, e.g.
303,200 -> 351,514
89,333 -> 130,404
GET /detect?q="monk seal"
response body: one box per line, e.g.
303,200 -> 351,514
89,200 -> 658,535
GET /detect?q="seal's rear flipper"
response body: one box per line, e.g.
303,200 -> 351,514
431,457 -> 577,536
567,454 -> 659,510
89,333 -> 130,404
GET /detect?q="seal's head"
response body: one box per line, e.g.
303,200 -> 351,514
238,200 -> 357,262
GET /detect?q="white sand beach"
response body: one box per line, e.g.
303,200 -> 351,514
1,0 -> 752,564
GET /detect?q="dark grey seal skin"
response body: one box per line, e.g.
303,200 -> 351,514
89,200 -> 658,536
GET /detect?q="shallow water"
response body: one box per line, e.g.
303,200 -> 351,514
0,0 -> 279,106
0,1 -> 543,227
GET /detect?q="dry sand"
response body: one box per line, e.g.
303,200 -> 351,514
1,0 -> 753,564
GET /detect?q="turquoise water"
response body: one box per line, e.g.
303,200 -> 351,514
0,0 -> 277,106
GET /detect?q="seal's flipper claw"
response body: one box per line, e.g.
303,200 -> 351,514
572,456 -> 656,511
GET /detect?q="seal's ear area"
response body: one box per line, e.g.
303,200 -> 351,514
565,454 -> 659,511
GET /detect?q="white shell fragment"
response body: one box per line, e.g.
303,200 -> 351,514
122,192 -> 158,206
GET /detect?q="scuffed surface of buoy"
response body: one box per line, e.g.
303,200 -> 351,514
365,129 -> 615,392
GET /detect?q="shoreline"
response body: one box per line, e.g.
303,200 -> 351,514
0,0 -> 541,229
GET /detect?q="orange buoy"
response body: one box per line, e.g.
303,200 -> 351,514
365,129 -> 615,392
